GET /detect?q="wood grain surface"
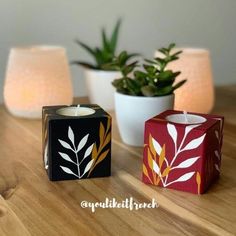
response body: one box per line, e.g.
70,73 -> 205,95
0,86 -> 235,236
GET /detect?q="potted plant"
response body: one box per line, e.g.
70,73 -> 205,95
72,20 -> 138,110
112,44 -> 187,146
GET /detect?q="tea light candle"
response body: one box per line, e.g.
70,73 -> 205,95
143,109 -> 224,194
166,111 -> 206,124
42,104 -> 112,181
57,104 -> 95,117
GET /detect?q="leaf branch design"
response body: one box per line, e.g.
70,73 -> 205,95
164,124 -> 204,185
88,119 -> 111,176
144,124 -> 204,189
58,126 -> 94,179
213,118 -> 223,172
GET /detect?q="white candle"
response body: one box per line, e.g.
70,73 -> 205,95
75,104 -> 80,116
183,110 -> 188,123
56,105 -> 95,117
166,112 -> 206,124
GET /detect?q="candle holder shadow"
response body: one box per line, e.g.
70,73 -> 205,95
142,110 -> 224,194
42,104 -> 111,181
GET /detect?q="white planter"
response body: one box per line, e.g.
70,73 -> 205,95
115,92 -> 174,146
84,69 -> 121,110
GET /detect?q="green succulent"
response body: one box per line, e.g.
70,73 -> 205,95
72,19 -> 122,70
112,43 -> 187,97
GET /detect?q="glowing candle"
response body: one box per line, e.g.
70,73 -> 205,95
155,48 -> 214,113
4,45 -> 73,118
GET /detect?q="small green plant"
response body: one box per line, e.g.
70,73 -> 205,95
72,19 -> 122,70
112,43 -> 187,96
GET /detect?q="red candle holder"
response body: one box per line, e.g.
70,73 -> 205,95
142,110 -> 224,194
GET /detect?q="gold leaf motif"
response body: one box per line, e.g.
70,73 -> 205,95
162,166 -> 171,177
88,118 -> 111,176
102,133 -> 111,149
92,143 -> 98,160
156,176 -> 160,185
196,172 -> 201,194
147,147 -> 157,184
147,148 -> 153,169
143,164 -> 153,184
143,164 -> 149,177
149,134 -> 156,157
99,122 -> 105,143
95,149 -> 110,166
159,144 -> 166,168
106,118 -> 111,134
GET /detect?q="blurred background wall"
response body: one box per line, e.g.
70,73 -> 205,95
0,0 -> 235,102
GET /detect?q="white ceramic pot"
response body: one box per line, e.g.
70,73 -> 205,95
115,92 -> 174,146
84,69 -> 121,110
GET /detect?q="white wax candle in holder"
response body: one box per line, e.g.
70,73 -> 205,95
166,111 -> 206,124
42,103 -> 112,181
143,109 -> 224,194
56,104 -> 95,117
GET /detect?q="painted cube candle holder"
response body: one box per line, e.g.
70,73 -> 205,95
142,110 -> 224,194
42,104 -> 111,181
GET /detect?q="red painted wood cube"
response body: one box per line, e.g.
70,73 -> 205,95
142,110 -> 224,194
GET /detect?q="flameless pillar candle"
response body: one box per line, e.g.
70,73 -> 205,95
155,48 -> 214,113
4,46 -> 73,119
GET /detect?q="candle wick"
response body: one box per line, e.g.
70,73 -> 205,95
183,110 -> 188,123
75,104 -> 80,116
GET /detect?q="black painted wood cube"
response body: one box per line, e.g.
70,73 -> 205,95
42,104 -> 111,181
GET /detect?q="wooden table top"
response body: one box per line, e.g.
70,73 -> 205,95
0,86 -> 235,236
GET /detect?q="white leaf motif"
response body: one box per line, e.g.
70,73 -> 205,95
82,159 -> 94,177
152,138 -> 162,156
215,164 -> 220,172
214,150 -> 220,160
182,134 -> 206,151
172,156 -> 200,169
167,123 -> 177,146
58,139 -> 73,150
59,152 -> 75,164
68,126 -> 74,145
44,143 -> 48,170
185,124 -> 201,135
77,134 -> 89,152
84,143 -> 94,159
60,166 -> 78,177
166,172 -> 195,186
153,160 -> 161,176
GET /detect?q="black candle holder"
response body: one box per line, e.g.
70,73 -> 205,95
42,104 -> 111,181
